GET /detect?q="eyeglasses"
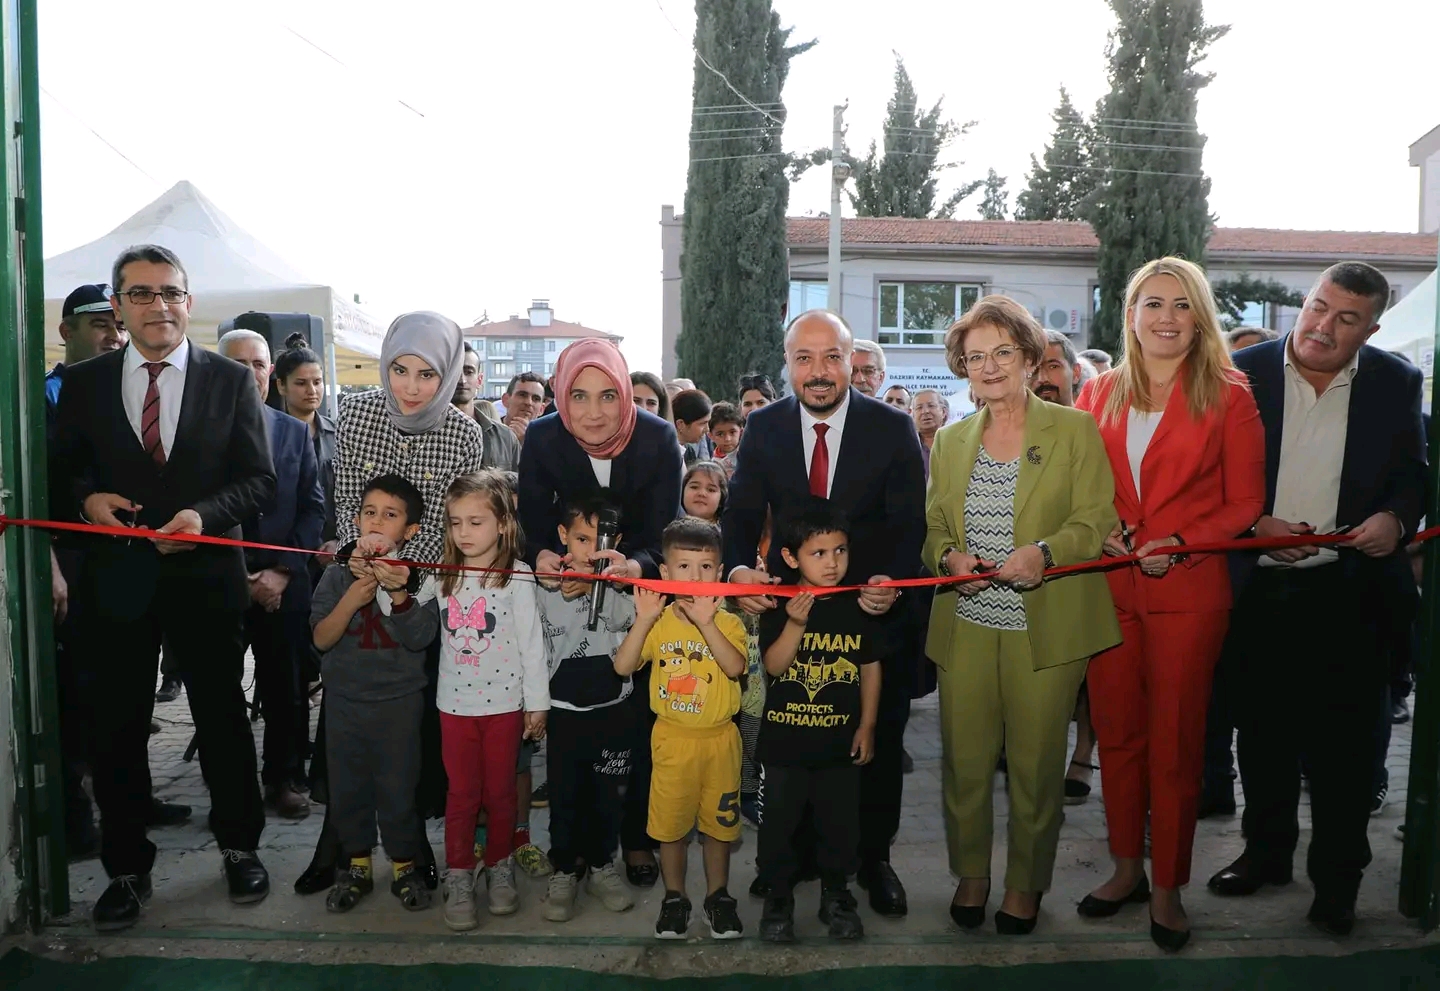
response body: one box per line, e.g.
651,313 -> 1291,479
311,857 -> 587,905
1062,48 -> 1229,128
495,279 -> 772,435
121,288 -> 190,305
962,346 -> 1020,370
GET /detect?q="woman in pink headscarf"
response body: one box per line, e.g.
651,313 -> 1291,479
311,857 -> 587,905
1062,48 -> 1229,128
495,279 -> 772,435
517,338 -> 684,891
519,339 -> 683,582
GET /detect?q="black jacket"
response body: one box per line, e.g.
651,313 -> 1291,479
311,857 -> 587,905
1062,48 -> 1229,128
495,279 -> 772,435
50,341 -> 276,616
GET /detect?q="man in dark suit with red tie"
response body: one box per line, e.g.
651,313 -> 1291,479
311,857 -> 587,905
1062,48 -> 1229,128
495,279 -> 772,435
50,244 -> 276,931
724,309 -> 927,918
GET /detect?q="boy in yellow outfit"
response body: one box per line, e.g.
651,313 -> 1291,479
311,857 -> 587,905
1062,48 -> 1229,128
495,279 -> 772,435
614,517 -> 748,940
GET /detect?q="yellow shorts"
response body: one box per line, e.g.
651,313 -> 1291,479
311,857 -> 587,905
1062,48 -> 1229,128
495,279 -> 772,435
647,719 -> 742,843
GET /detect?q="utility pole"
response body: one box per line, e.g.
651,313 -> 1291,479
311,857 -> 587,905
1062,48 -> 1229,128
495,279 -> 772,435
827,103 -> 848,316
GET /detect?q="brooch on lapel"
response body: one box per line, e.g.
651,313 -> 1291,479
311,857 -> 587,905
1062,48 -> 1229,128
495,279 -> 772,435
1026,446 -> 1042,465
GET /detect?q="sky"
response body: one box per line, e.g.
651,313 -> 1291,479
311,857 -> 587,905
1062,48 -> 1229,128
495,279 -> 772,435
37,0 -> 1439,372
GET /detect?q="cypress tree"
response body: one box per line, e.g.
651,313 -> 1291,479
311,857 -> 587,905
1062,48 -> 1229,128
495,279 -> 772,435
977,169 -> 1010,220
677,0 -> 813,399
1015,87 -> 1098,221
1089,0 -> 1227,353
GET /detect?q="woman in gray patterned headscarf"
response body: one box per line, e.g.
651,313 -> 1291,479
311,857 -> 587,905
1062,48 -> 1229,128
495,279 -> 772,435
296,311 -> 484,898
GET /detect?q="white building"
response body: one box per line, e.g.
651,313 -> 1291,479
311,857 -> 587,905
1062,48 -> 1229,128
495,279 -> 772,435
1411,123 -> 1440,235
460,301 -> 621,396
659,209 -> 1436,400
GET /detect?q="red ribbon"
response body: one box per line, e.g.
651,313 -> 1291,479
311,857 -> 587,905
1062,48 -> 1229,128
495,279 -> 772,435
1,515 -> 1432,599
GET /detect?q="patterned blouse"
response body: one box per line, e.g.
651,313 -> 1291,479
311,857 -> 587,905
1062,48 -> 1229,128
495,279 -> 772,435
956,447 -> 1027,631
332,389 -> 486,566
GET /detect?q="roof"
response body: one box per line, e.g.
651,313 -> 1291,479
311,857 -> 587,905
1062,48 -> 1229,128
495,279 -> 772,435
461,315 -> 622,343
785,217 -> 1437,262
1412,123 -> 1440,164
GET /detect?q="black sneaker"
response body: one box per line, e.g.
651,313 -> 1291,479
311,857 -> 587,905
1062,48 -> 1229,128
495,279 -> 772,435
819,886 -> 864,940
759,895 -> 796,942
655,891 -> 692,940
703,887 -> 743,939
1372,783 -> 1389,817
530,781 -> 550,808
1392,698 -> 1411,724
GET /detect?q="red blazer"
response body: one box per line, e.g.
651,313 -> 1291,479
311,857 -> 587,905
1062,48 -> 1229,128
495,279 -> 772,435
1076,370 -> 1265,614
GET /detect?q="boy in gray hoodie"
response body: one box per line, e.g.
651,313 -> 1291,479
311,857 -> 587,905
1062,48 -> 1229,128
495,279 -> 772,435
311,474 -> 439,913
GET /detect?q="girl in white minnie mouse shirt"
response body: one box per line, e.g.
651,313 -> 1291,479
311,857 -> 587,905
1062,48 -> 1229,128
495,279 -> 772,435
421,471 -> 549,931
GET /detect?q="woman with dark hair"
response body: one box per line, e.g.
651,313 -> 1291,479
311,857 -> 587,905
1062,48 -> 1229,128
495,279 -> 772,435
737,373 -> 777,421
631,370 -> 670,423
273,339 -> 338,561
520,339 -> 684,889
294,311 -> 485,897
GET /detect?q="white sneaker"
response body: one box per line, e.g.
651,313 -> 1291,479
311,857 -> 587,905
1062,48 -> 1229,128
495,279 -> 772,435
544,871 -> 579,922
486,858 -> 519,916
442,868 -> 478,932
586,862 -> 635,913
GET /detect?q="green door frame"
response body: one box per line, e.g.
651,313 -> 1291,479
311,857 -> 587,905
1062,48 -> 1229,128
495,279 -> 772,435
1399,233 -> 1440,930
0,0 -> 66,929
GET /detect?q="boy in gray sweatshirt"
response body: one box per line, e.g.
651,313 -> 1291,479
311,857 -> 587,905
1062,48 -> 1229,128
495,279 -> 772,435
311,474 -> 439,913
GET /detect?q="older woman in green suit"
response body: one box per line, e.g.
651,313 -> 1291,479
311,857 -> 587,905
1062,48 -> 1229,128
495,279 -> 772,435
923,296 -> 1120,936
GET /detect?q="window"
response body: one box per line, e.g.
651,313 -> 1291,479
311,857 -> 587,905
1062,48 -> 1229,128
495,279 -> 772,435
491,362 -> 512,378
547,340 -> 558,352
488,338 -> 513,356
788,280 -> 828,317
877,282 -> 982,346
519,363 -> 533,373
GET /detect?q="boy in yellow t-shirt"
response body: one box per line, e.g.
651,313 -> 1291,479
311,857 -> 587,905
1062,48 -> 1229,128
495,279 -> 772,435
614,517 -> 748,941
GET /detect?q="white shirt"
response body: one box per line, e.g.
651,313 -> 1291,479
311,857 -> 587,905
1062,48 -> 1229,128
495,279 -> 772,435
122,339 -> 189,457
589,456 -> 613,489
423,567 -> 552,717
1260,344 -> 1359,569
799,391 -> 851,498
1126,409 -> 1163,499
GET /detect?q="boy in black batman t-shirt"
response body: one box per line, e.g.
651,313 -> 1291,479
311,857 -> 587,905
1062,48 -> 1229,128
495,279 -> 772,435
755,500 -> 881,942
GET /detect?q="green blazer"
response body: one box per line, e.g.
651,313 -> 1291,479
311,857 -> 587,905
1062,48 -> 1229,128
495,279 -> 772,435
922,393 -> 1121,670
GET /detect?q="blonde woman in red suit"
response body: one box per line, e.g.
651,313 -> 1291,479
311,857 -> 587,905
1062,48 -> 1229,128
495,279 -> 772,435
1074,257 -> 1265,952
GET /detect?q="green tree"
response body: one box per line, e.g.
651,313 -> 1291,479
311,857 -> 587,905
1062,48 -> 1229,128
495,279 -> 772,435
1015,87 -> 1098,221
1089,0 -> 1228,353
677,0 -> 814,398
978,169 -> 1009,220
1211,275 -> 1304,329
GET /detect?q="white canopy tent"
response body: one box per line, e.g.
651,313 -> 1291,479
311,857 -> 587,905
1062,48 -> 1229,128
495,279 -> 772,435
1371,269 -> 1438,378
43,180 -> 384,375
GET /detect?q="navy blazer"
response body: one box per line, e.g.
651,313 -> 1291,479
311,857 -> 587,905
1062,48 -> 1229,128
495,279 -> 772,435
1231,337 -> 1426,592
49,341 -> 276,616
723,388 -> 927,584
244,405 -> 326,612
518,409 -> 683,579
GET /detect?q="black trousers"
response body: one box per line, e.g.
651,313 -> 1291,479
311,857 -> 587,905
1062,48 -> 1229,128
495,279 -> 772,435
859,705 -> 909,863
327,692 -> 426,861
547,705 -> 634,874
82,605 -> 265,877
245,605 -> 310,788
55,625 -> 95,844
620,686 -> 659,853
1202,637 -> 1241,798
1233,565 -> 1385,904
758,762 -> 860,895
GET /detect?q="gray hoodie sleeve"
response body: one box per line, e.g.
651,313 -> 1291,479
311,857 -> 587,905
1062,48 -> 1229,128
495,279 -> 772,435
383,594 -> 439,652
310,565 -> 351,636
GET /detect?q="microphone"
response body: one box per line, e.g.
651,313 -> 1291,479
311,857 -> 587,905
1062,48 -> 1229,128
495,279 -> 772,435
586,508 -> 622,631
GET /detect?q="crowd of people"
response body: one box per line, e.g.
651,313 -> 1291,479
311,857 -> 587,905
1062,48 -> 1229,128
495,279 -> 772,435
41,242 -> 1424,952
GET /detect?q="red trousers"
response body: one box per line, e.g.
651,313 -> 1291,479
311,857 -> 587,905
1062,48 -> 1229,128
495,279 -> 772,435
440,709 -> 523,870
1087,605 -> 1229,888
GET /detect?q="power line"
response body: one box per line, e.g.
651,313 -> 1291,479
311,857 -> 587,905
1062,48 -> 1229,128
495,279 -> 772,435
655,0 -> 783,125
1050,163 -> 1203,179
40,87 -> 161,184
284,25 -> 425,118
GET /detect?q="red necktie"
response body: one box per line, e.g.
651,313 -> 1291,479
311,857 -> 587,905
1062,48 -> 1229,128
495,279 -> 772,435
141,361 -> 169,468
809,423 -> 830,498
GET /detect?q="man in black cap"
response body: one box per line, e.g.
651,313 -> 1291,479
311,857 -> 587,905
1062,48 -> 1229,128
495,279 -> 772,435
46,284 -> 128,440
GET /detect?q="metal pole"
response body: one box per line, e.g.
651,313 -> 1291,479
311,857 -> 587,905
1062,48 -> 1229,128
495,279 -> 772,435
1401,239 -> 1440,929
827,104 -> 844,316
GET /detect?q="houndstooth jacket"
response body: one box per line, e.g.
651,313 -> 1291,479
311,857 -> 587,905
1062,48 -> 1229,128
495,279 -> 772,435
333,389 -> 485,565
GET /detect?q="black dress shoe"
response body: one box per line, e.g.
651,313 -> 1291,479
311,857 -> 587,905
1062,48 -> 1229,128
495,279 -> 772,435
857,860 -> 907,918
627,861 -> 659,888
749,875 -> 771,898
995,894 -> 1042,936
1150,913 -> 1191,952
949,880 -> 990,930
94,874 -> 151,932
819,886 -> 865,939
1077,875 -> 1150,918
1207,853 -> 1292,896
155,677 -> 183,703
145,798 -> 192,828
759,896 -> 796,942
294,859 -> 336,896
901,748 -> 915,774
221,850 -> 270,904
1308,896 -> 1356,936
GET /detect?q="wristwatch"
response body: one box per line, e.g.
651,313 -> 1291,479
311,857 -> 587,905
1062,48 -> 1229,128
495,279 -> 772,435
937,546 -> 958,577
1033,540 -> 1054,570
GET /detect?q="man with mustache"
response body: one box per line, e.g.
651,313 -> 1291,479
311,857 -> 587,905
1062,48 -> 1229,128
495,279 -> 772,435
851,340 -> 886,398
1031,331 -> 1083,408
1211,262 -> 1425,936
723,310 -> 926,920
